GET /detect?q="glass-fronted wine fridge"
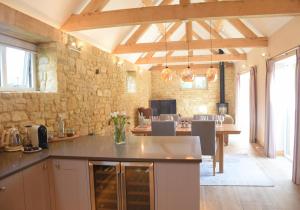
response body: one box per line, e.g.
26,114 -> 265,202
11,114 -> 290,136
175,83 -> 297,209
89,161 -> 154,210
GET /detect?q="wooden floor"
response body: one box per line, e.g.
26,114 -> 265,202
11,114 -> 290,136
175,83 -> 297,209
200,137 -> 300,210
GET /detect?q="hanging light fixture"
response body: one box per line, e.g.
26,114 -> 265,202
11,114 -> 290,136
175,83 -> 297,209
161,23 -> 174,82
206,19 -> 218,82
181,25 -> 194,82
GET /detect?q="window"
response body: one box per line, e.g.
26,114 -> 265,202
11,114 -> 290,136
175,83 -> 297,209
127,71 -> 136,93
0,46 -> 35,91
271,55 -> 296,160
181,75 -> 207,89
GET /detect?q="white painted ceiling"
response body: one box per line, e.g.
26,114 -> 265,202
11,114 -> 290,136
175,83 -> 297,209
0,0 -> 295,69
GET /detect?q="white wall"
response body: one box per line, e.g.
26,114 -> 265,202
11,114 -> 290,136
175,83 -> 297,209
243,16 -> 300,147
235,48 -> 267,146
269,16 -> 300,57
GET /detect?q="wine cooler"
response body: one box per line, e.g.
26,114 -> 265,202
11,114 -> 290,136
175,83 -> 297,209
89,161 -> 154,210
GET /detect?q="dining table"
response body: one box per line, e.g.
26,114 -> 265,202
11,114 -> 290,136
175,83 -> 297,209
131,124 -> 241,173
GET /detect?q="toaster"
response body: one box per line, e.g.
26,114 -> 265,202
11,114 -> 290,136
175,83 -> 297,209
30,125 -> 48,149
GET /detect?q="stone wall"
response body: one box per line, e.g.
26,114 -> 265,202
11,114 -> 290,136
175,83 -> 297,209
151,67 -> 236,118
0,37 -> 151,136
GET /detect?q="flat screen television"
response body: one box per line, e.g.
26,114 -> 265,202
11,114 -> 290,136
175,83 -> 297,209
150,99 -> 176,116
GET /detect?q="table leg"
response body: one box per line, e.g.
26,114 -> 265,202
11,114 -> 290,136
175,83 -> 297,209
218,134 -> 224,173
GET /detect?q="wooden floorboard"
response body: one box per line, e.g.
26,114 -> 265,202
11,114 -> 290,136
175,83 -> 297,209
200,137 -> 300,210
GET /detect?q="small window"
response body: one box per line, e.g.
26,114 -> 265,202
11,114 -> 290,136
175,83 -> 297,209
181,75 -> 207,90
0,46 -> 35,91
127,71 -> 136,93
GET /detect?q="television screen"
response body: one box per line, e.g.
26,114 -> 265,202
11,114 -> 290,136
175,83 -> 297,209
150,99 -> 176,116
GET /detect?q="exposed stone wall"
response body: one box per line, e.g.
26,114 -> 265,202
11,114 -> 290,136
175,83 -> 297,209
0,37 -> 151,136
151,67 -> 236,118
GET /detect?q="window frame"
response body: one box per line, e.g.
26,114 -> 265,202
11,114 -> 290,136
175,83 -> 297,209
180,74 -> 208,90
0,45 -> 36,92
126,71 -> 137,93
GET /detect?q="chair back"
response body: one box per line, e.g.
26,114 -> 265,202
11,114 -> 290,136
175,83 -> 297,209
160,114 -> 180,122
223,114 -> 234,124
138,107 -> 152,119
191,120 -> 216,156
151,121 -> 176,136
193,114 -> 215,121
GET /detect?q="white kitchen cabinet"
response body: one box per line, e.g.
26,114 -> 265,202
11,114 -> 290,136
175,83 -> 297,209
22,160 -> 52,210
154,162 -> 200,210
49,159 -> 91,210
0,172 -> 26,210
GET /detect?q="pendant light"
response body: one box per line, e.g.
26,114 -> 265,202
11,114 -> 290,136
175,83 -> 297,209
180,26 -> 194,82
206,19 -> 218,82
161,23 -> 174,82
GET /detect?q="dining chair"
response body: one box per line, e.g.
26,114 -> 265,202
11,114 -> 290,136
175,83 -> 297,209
223,114 -> 234,145
151,120 -> 176,136
191,120 -> 217,176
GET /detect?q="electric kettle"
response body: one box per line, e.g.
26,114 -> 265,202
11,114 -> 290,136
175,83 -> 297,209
0,128 -> 23,152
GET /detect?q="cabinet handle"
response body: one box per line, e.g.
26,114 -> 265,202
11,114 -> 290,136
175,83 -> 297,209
42,163 -> 47,170
0,186 -> 7,191
56,161 -> 60,170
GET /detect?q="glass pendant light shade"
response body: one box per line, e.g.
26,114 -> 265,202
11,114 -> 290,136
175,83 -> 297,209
206,66 -> 218,82
181,66 -> 194,82
161,66 -> 174,81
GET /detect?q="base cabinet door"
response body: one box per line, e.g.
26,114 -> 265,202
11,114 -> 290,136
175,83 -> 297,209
154,162 -> 200,210
0,172 -> 26,210
50,159 -> 91,210
23,160 -> 51,210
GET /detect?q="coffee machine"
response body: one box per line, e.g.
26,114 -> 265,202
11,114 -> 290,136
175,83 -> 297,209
30,125 -> 48,149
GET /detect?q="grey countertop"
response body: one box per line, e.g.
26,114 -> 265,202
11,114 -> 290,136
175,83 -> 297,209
0,135 -> 202,180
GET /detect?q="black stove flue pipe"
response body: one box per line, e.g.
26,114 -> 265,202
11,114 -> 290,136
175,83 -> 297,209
219,49 -> 225,104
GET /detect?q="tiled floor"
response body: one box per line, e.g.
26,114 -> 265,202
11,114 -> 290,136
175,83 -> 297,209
200,136 -> 300,210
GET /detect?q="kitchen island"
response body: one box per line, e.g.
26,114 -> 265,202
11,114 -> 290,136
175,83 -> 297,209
0,135 -> 201,210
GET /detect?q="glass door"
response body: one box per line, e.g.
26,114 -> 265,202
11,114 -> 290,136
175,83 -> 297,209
121,162 -> 154,210
272,55 -> 297,160
89,161 -> 121,210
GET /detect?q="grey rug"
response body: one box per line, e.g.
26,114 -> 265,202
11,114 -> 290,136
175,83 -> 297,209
200,154 -> 274,187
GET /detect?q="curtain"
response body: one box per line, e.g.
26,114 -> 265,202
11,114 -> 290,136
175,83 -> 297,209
22,51 -> 31,88
264,60 -> 276,158
249,66 -> 257,143
293,47 -> 300,184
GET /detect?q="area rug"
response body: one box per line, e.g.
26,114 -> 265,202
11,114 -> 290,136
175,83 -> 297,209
200,154 -> 274,187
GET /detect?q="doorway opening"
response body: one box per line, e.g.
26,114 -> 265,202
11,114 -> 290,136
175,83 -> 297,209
271,55 -> 297,161
236,71 -> 250,144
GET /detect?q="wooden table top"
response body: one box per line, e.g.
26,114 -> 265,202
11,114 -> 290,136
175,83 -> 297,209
132,124 -> 241,135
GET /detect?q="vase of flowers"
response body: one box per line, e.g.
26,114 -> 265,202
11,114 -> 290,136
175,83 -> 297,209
110,112 -> 129,144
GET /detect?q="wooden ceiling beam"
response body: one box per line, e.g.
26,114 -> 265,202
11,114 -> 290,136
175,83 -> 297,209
196,20 -> 240,55
192,31 -> 218,55
114,38 -> 268,54
141,22 -> 182,60
136,54 -> 246,64
150,63 -> 233,71
186,21 -> 193,57
62,0 -> 300,31
81,0 -> 109,14
120,0 -> 172,45
180,0 -> 190,6
228,18 -> 257,38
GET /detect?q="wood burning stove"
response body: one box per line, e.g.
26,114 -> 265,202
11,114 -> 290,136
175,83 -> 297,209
217,49 -> 229,114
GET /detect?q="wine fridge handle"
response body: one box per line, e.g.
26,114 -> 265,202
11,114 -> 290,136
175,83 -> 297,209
117,168 -> 122,210
121,168 -> 127,210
